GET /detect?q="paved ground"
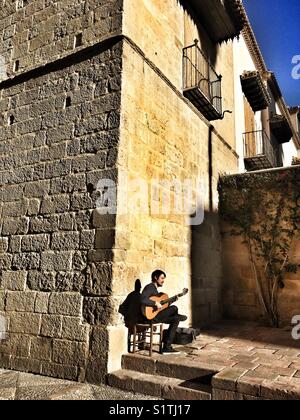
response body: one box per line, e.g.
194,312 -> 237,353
3,321 -> 300,400
175,321 -> 300,399
116,321 -> 300,399
0,369 -> 157,400
183,321 -> 300,376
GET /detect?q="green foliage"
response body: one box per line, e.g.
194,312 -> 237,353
219,168 -> 300,327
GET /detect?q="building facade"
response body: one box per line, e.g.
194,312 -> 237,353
0,0 -> 298,383
233,22 -> 300,172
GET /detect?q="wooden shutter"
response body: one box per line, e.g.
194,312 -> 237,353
244,97 -> 256,156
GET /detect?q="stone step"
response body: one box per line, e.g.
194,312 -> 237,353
122,353 -> 219,381
108,369 -> 212,400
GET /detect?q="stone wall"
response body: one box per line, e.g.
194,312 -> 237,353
0,0 -> 123,78
123,0 -> 236,148
0,39 -> 123,383
0,0 -> 244,381
220,166 -> 300,326
116,0 -> 239,330
115,38 -> 238,328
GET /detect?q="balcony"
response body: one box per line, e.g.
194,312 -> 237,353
240,71 -> 270,112
183,41 -> 222,121
243,130 -> 277,171
270,113 -> 293,144
189,0 -> 246,43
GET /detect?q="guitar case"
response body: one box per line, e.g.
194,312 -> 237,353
164,327 -> 198,345
174,328 -> 197,345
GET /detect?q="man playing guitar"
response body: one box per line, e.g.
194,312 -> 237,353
141,270 -> 187,354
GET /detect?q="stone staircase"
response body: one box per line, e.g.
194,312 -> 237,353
108,353 -> 217,400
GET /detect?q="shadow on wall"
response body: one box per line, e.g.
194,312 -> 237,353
118,279 -> 145,334
177,0 -> 218,67
190,122 -> 221,328
118,213 -> 223,334
191,210 -> 222,329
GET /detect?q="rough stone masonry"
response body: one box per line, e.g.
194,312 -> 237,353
0,0 -> 242,384
0,0 -> 124,383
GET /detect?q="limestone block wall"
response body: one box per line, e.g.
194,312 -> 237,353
0,40 -> 123,383
115,40 -> 238,328
0,0 -> 123,78
220,167 -> 300,326
0,0 -> 244,380
123,0 -> 184,90
117,0 -> 239,328
123,0 -> 236,148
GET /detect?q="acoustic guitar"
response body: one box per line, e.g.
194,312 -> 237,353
142,288 -> 189,321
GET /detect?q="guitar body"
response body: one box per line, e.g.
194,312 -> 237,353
142,293 -> 170,320
141,288 -> 188,321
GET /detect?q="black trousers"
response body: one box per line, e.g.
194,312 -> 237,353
154,305 -> 180,347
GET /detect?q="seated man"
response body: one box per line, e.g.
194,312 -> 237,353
141,270 -> 187,354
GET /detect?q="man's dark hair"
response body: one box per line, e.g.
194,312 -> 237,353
151,270 -> 166,282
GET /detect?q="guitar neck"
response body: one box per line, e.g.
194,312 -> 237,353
161,294 -> 179,305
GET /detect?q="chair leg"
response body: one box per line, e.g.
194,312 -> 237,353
159,324 -> 163,354
127,331 -> 131,353
149,323 -> 154,357
133,325 -> 137,354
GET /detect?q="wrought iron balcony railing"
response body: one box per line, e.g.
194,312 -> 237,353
183,41 -> 223,121
243,130 -> 277,171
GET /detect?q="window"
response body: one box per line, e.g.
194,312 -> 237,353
16,0 -> 28,10
14,60 -> 20,72
74,33 -> 83,49
8,115 -> 15,126
65,96 -> 72,108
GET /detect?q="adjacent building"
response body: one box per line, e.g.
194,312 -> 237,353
233,19 -> 300,172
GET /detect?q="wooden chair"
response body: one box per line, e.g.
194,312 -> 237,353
130,322 -> 164,357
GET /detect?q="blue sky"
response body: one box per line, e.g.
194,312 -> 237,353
243,0 -> 300,106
